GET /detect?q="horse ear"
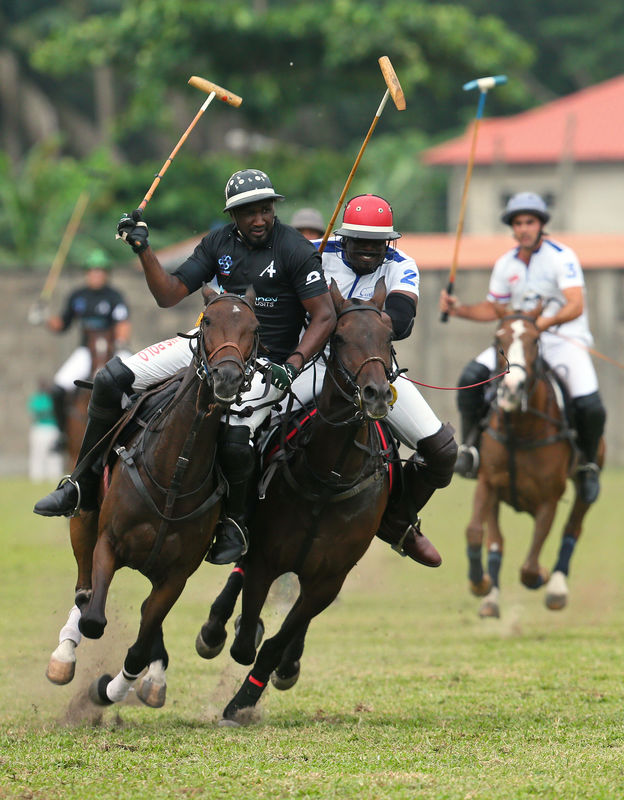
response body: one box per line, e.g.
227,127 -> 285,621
202,285 -> 218,306
244,285 -> 256,307
329,278 -> 345,312
371,277 -> 387,310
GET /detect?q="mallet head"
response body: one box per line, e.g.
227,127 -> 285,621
188,76 -> 243,107
378,56 -> 406,110
463,74 -> 507,93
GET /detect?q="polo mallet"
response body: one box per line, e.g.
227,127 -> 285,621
440,74 -> 507,322
28,189 -> 91,325
119,75 -> 243,247
318,56 -> 406,254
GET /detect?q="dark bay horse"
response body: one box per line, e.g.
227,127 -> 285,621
466,307 -> 605,618
196,278 -> 397,725
46,288 -> 259,707
66,327 -> 116,467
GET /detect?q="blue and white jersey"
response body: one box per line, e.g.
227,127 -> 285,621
488,238 -> 592,345
316,237 -> 419,301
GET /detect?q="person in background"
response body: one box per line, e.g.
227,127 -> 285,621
45,249 -> 131,450
28,380 -> 64,481
439,191 -> 606,504
290,208 -> 325,241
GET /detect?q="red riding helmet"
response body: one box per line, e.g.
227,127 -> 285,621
334,195 -> 401,240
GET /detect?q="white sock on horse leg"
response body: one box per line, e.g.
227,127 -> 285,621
106,670 -> 140,703
51,638 -> 76,663
58,605 -> 82,646
144,659 -> 166,684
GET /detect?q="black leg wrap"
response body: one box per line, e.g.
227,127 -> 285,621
572,391 -> 606,463
457,360 -> 491,442
223,673 -> 266,719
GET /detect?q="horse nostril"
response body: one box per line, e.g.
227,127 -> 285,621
361,385 -> 377,403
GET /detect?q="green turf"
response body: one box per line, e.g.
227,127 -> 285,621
1,473 -> 622,799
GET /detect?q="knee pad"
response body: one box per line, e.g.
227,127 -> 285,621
89,356 -> 136,421
457,360 -> 490,415
572,391 -> 606,459
414,423 -> 458,488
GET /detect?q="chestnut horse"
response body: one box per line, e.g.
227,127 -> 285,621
196,278 -> 397,725
466,308 -> 605,618
46,289 -> 259,708
66,328 -> 116,467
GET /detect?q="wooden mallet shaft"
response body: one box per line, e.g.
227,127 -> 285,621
319,56 -> 406,254
137,76 -> 243,212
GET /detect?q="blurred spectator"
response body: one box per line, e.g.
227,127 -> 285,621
290,208 -> 325,241
28,380 -> 64,481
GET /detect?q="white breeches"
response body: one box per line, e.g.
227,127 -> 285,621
475,332 -> 599,398
54,347 -> 91,391
290,361 -> 442,449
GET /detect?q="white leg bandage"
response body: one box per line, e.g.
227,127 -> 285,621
106,669 -> 140,703
58,605 -> 82,646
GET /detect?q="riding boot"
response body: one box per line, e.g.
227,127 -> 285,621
454,360 -> 490,479
206,424 -> 255,565
376,424 -> 457,567
34,357 -> 135,517
50,384 -> 68,452
573,391 -> 606,504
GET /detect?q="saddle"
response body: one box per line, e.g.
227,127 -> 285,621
257,405 -> 399,501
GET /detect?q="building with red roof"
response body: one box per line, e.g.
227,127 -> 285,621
422,74 -> 624,235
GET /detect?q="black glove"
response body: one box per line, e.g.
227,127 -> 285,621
117,209 -> 149,254
268,362 -> 300,391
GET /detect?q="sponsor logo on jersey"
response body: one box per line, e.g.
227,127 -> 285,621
359,287 -> 374,299
255,296 -> 278,308
218,254 -> 233,275
259,261 -> 277,278
306,270 -> 321,285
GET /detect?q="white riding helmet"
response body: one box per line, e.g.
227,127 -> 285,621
501,192 -> 550,225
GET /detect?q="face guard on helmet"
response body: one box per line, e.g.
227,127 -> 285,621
223,168 -> 284,212
501,192 -> 550,225
334,194 -> 401,275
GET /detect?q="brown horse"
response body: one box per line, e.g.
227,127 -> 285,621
466,307 -> 605,618
195,278 -> 397,725
46,289 -> 259,707
66,328 -> 116,467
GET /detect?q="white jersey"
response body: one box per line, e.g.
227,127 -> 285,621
488,238 -> 593,346
318,237 -> 419,301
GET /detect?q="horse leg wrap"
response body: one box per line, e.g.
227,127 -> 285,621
487,547 -> 502,588
467,545 -> 484,585
106,669 -> 140,703
223,672 -> 266,719
553,535 -> 576,576
572,391 -> 606,464
58,604 -> 82,646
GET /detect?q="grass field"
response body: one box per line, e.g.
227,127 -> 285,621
1,472 -> 623,800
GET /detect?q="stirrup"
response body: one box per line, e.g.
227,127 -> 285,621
222,516 -> 249,558
390,516 -> 421,558
58,475 -> 82,517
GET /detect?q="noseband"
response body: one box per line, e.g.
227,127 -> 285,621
195,293 -> 259,393
327,305 -> 399,414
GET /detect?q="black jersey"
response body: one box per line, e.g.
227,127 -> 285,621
172,218 -> 328,362
60,285 -> 129,346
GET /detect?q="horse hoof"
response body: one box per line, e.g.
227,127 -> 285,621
46,656 -> 75,685
521,567 -> 550,590
234,615 -> 265,648
218,718 -> 241,728
88,674 -> 114,706
479,588 -> 500,619
78,616 -> 106,640
137,677 -> 166,708
195,629 -> 226,660
545,570 -> 569,611
469,575 -> 492,597
271,662 -> 300,691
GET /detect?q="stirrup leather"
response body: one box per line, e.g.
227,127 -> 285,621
390,516 -> 421,558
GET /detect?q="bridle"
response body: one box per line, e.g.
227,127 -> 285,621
193,293 -> 260,398
320,304 -> 400,421
493,313 -> 540,413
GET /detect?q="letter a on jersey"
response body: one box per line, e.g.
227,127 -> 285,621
260,261 -> 277,278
